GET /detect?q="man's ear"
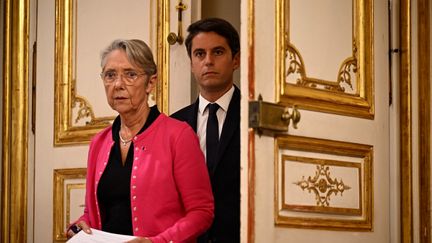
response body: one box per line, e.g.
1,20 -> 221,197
145,74 -> 157,94
232,52 -> 240,70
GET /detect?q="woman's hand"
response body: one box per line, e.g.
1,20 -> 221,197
66,220 -> 92,239
126,237 -> 152,243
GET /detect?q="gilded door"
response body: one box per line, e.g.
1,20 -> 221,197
241,0 -> 391,242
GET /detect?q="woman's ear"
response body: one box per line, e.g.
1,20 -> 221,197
145,74 -> 157,94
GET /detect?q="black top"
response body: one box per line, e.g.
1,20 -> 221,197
97,106 -> 160,235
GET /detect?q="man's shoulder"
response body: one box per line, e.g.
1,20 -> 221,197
170,103 -> 195,121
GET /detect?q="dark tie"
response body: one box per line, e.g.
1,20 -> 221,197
206,103 -> 220,171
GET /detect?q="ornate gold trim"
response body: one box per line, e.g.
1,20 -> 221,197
66,183 -> 85,232
1,0 -> 30,242
418,0 -> 430,242
276,0 -> 374,119
1,1 -> 12,242
247,0 -> 256,242
285,43 -> 358,93
53,168 -> 86,242
285,155 -> 360,215
400,0 -> 413,242
54,0 -> 170,145
54,0 -> 111,146
275,135 -> 373,231
156,0 -> 170,114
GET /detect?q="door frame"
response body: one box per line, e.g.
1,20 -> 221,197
1,0 -> 30,242
417,0 -> 431,242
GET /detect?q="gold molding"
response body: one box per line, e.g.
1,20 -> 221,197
1,1 -> 12,242
53,168 -> 86,242
275,135 -> 373,231
247,0 -> 256,242
1,0 -> 30,242
418,0 -> 430,242
54,0 -> 170,146
285,155 -> 360,215
66,183 -> 85,228
156,0 -> 170,114
400,0 -> 413,242
276,0 -> 374,119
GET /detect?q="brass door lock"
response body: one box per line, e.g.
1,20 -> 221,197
249,94 -> 301,134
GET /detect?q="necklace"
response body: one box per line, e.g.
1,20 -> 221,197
119,131 -> 132,146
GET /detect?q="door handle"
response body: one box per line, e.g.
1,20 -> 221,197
249,94 -> 301,134
167,0 -> 187,45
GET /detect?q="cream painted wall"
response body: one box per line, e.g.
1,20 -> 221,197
168,0 -> 193,114
27,0 -> 38,241
389,0 -> 401,241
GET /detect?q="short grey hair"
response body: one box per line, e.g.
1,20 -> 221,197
100,39 -> 157,75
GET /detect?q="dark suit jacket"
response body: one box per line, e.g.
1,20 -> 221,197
171,86 -> 240,243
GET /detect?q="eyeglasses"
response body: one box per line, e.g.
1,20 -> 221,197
100,70 -> 146,85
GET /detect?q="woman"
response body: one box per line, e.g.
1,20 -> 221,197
67,39 -> 214,242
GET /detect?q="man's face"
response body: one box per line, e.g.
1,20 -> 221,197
190,31 -> 239,99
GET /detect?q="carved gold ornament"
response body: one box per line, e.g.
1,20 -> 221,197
294,165 -> 351,207
54,0 -> 169,145
285,36 -> 358,93
275,135 -> 373,230
276,0 -> 374,118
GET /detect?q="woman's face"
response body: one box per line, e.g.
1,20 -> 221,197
102,49 -> 156,116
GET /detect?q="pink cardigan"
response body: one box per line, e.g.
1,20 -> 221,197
77,114 -> 214,242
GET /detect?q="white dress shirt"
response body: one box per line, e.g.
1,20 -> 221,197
197,86 -> 235,161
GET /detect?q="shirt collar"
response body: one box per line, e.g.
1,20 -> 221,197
198,85 -> 234,115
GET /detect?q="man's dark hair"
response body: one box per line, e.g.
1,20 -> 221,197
185,18 -> 240,58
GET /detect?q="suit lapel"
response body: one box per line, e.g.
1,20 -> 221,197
210,86 -> 240,174
189,98 -> 200,132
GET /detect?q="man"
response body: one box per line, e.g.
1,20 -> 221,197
171,18 -> 240,243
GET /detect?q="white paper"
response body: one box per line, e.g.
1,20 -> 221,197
67,228 -> 136,243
